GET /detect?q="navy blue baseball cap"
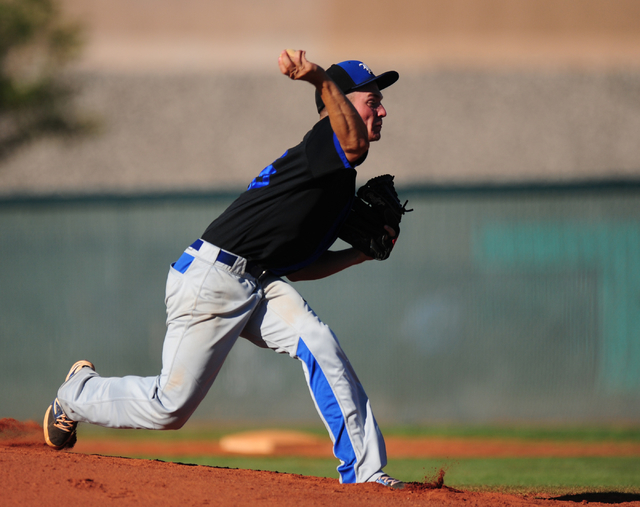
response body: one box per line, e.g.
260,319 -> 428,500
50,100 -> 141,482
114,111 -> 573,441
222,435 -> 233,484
315,60 -> 399,113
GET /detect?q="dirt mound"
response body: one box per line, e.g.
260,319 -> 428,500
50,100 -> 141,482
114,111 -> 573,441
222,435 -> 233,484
4,444 -> 639,506
2,419 -> 640,506
218,429 -> 325,455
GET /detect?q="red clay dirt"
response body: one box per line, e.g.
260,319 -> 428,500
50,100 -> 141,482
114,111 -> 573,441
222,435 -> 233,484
2,418 -> 639,506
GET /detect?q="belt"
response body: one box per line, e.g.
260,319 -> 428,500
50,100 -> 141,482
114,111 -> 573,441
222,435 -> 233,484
215,249 -> 268,280
188,239 -> 268,280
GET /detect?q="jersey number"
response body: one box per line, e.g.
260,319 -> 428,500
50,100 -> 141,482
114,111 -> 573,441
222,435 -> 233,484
247,150 -> 288,190
248,164 -> 276,190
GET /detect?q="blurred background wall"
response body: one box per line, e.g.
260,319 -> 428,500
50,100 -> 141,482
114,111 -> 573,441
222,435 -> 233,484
2,0 -> 640,194
59,0 -> 640,72
1,0 -> 640,425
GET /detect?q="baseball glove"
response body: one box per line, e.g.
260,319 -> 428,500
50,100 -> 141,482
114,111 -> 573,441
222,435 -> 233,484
338,174 -> 412,260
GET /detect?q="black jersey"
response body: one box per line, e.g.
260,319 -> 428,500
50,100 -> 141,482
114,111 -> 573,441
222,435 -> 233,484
202,117 -> 366,276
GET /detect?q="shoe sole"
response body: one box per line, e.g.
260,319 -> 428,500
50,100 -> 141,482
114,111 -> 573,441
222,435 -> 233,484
44,360 -> 95,450
43,404 -> 67,450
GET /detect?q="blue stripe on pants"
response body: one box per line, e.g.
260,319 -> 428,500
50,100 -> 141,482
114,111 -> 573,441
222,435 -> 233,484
296,338 -> 356,483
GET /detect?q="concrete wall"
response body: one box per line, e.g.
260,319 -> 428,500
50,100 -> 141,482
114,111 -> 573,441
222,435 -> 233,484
1,70 -> 639,195
58,0 -> 640,71
3,0 -> 640,195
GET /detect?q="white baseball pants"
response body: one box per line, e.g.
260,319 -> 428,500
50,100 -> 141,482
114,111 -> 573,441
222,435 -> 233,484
57,239 -> 387,484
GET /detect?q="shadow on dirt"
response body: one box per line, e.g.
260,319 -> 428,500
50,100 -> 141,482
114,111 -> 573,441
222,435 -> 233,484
551,492 -> 640,504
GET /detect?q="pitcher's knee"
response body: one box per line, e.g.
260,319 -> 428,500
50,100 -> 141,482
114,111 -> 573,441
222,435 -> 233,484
150,390 -> 200,430
152,405 -> 193,430
160,415 -> 189,430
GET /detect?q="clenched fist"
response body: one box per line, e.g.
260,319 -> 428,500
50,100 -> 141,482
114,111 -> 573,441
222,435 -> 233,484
278,49 -> 324,85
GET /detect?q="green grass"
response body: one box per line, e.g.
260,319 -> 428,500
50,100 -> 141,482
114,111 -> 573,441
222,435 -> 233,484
79,423 -> 640,495
136,455 -> 640,494
386,457 -> 640,489
384,425 -> 640,442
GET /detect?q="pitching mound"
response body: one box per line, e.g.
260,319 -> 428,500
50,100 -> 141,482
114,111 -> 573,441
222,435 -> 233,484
218,429 -> 324,454
2,419 -> 639,506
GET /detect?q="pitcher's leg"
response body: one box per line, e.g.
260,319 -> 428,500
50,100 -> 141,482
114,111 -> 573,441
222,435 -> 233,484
58,315 -> 241,429
242,277 -> 386,483
57,261 -> 261,430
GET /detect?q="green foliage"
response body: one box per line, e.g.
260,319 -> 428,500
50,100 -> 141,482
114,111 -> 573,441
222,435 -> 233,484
0,0 -> 88,160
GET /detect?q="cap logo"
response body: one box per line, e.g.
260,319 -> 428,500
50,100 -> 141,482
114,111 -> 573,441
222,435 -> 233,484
358,62 -> 373,75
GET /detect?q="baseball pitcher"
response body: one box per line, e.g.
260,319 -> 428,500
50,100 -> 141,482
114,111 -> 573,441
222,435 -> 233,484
44,50 -> 408,488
